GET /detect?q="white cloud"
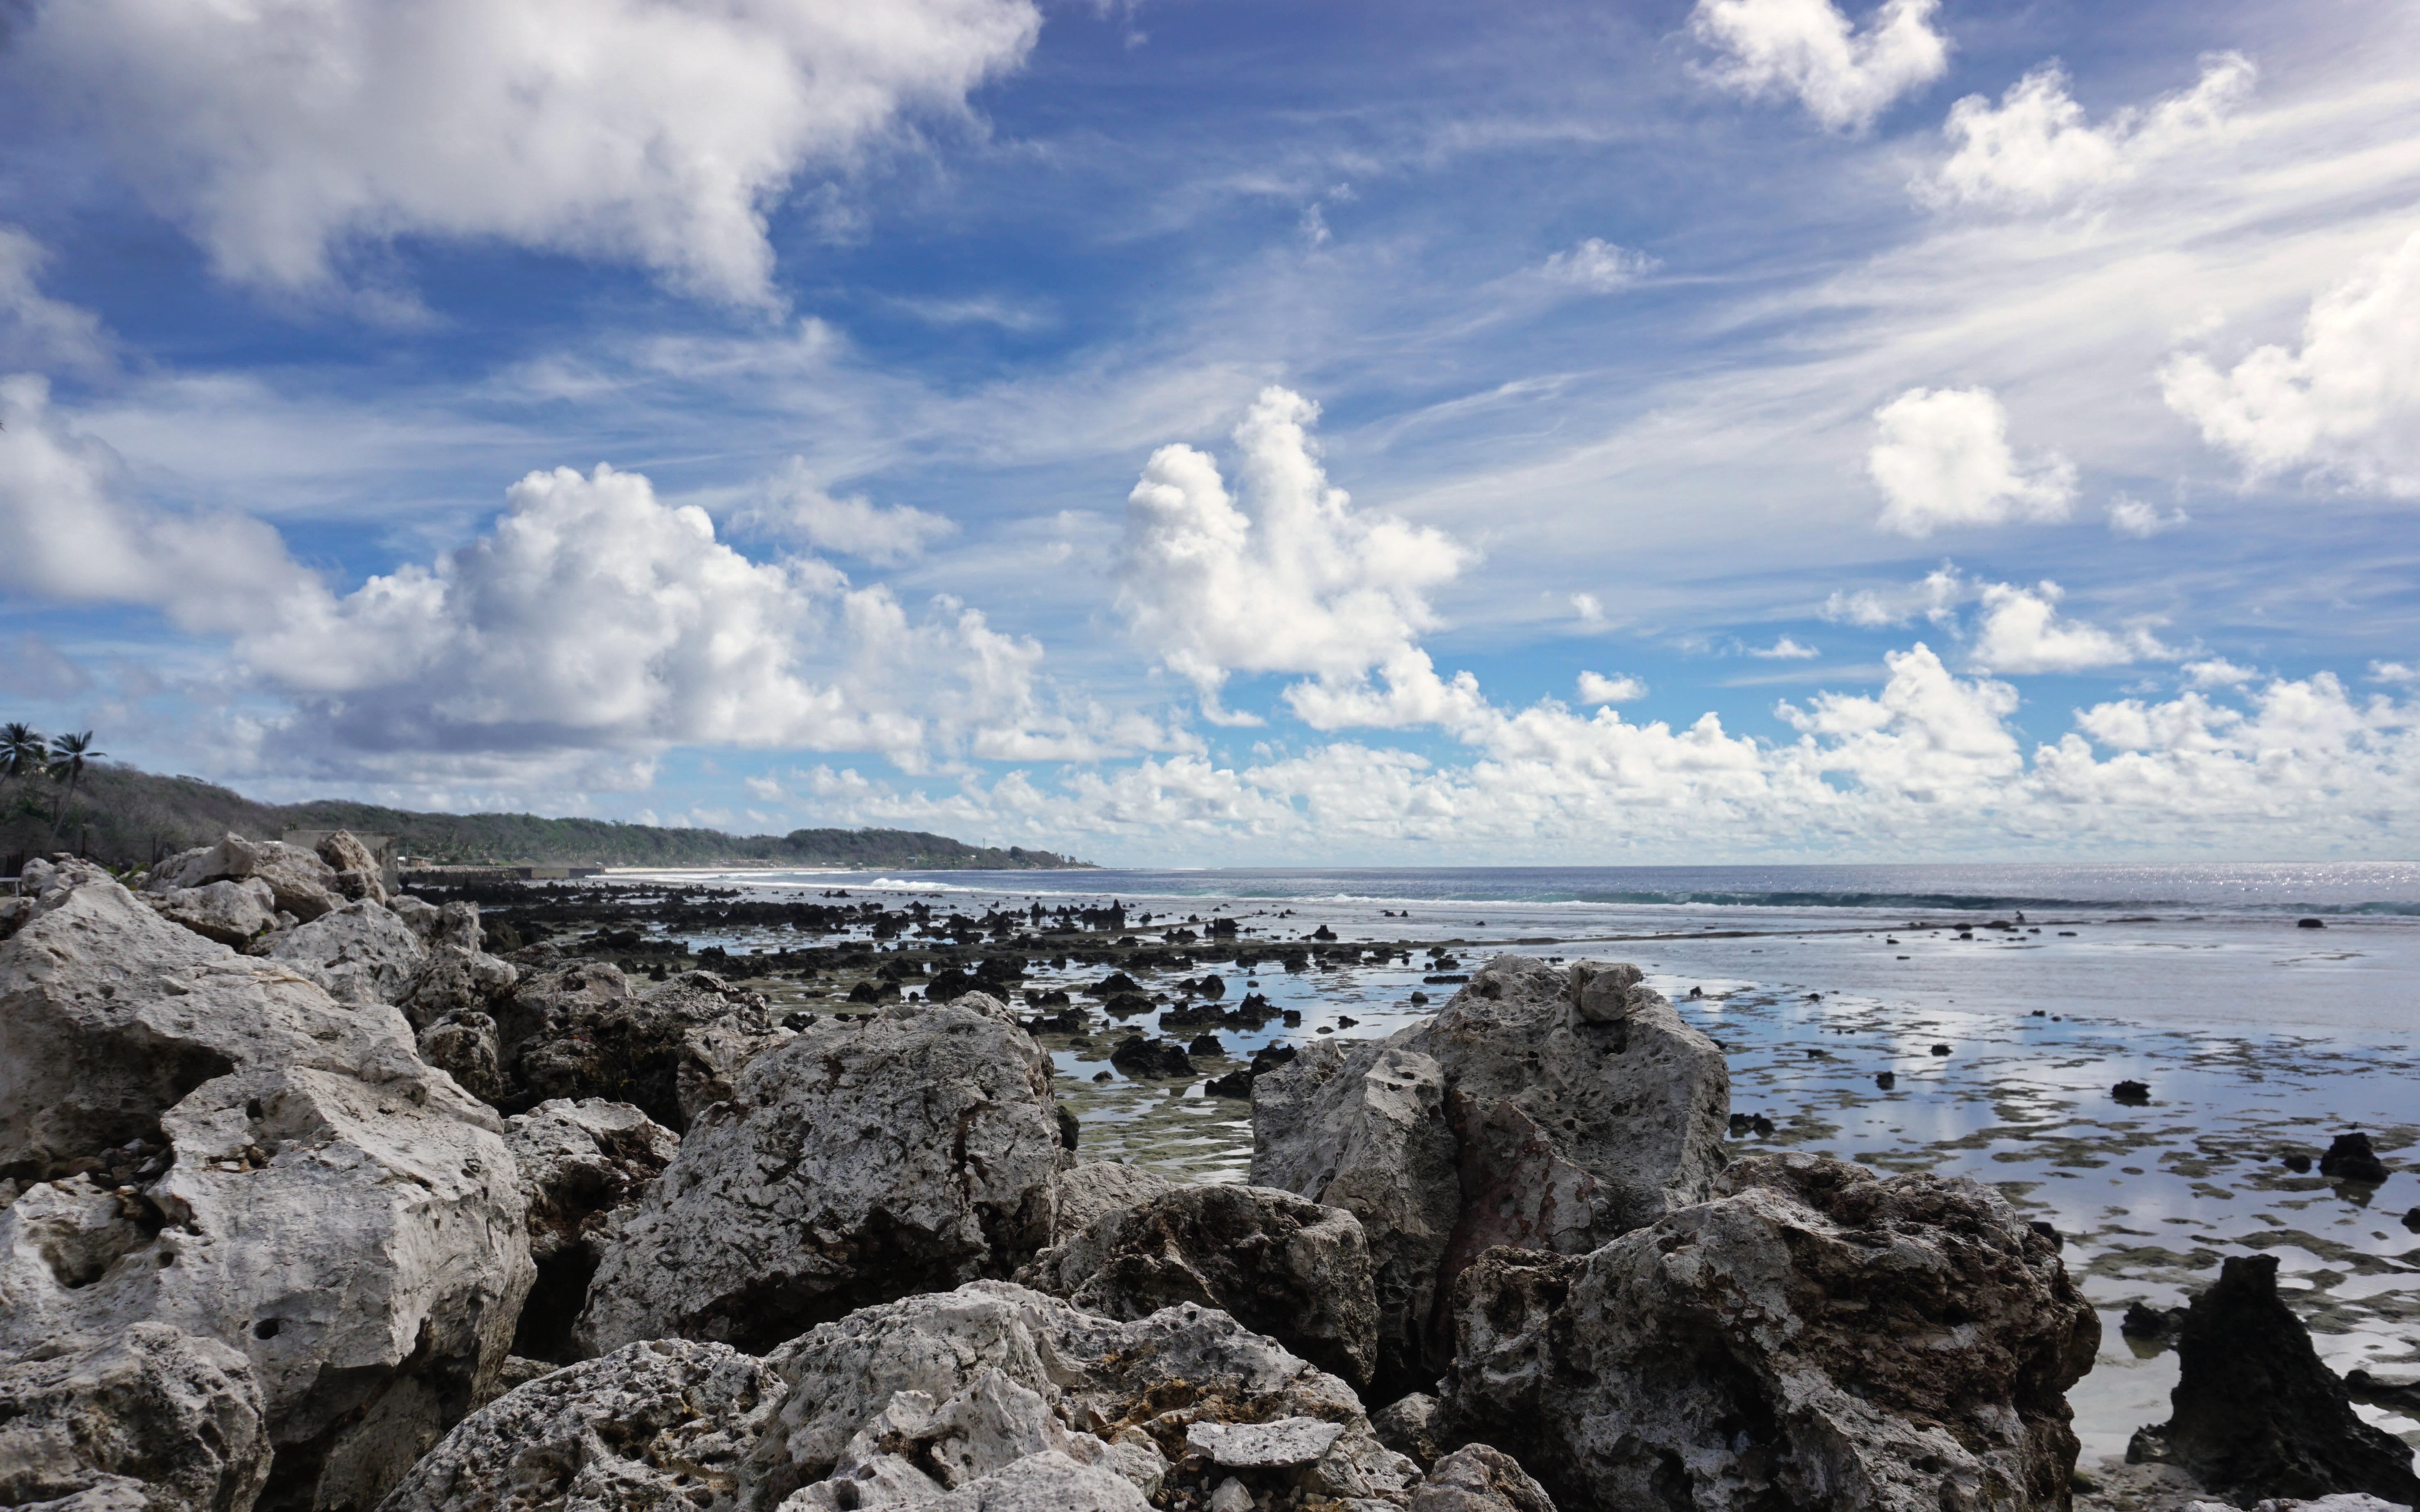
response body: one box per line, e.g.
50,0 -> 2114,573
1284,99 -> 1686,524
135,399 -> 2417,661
2370,661 -> 2418,685
0,229 -> 112,376
1690,0 -> 1949,133
2161,230 -> 2420,493
1821,565 -> 1967,627
7,0 -> 1040,304
1750,634 -> 1820,659
1114,387 -> 1473,714
1926,54 -> 2254,210
737,458 -> 957,564
1577,671 -> 1647,704
1571,592 -> 1609,629
2107,494 -> 2188,537
0,376 -> 313,632
1866,386 -> 2076,536
1538,239 -> 1658,292
1965,579 -> 2171,674
2182,657 -> 2257,687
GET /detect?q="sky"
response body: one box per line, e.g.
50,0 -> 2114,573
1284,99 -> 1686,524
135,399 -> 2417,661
0,0 -> 2416,865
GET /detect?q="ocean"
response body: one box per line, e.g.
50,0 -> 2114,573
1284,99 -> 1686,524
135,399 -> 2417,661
614,860 -> 2420,1462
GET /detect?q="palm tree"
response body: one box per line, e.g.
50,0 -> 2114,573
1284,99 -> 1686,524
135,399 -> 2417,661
1,722 -> 45,819
43,731 -> 104,848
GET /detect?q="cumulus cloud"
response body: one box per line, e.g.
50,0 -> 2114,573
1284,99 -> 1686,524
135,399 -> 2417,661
1925,54 -> 2254,210
2108,494 -> 2188,538
1571,593 -> 1609,629
1577,671 -> 1647,704
1866,386 -> 2075,536
2182,658 -> 2256,687
1114,387 -> 1473,718
1691,0 -> 1949,133
1538,239 -> 1658,292
6,0 -> 1040,303
1750,634 -> 1820,659
2161,230 -> 2420,493
737,458 -> 957,564
2370,661 -> 2418,685
1965,580 -> 2172,674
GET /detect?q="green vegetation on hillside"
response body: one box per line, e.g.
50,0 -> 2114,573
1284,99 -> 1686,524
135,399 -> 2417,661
2,757 -> 1093,872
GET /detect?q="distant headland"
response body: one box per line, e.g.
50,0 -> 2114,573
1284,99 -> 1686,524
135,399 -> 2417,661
0,760 -> 1095,872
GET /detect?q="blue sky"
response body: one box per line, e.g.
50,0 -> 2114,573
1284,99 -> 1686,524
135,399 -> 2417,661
1,0 -> 2416,864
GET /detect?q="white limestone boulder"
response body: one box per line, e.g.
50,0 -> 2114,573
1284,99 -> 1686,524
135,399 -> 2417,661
0,1321 -> 273,1512
1251,953 -> 1729,1382
1015,1182 -> 1379,1388
575,998 -> 1059,1355
149,878 -> 280,950
0,874 -> 534,1512
372,1337 -> 780,1512
1438,1152 -> 2102,1512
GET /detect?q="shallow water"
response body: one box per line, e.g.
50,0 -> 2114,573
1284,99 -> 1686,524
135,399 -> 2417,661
618,863 -> 2420,1457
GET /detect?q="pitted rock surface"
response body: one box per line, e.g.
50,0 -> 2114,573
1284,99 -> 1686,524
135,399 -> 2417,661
1016,1181 -> 1379,1387
744,1281 -> 1414,1511
1440,1152 -> 2101,1512
0,872 -> 532,1512
0,1321 -> 272,1512
373,1338 -> 780,1512
1251,953 -> 1728,1383
503,1098 -> 680,1363
502,965 -> 778,1131
575,1000 -> 1060,1355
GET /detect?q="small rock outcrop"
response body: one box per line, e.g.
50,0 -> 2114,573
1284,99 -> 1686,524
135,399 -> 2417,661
0,1322 -> 272,1512
503,1099 -> 680,1364
2127,1254 -> 2420,1506
146,834 -> 342,923
500,963 -> 778,1130
268,900 -> 430,1007
575,998 -> 1061,1355
1016,1182 -> 1381,1388
1046,1161 -> 1172,1244
1252,954 -> 1729,1385
1441,1152 -> 2101,1512
2318,1133 -> 2390,1185
0,864 -> 533,1512
373,1338 -> 782,1512
746,1281 -> 1422,1510
149,878 -> 281,950
1410,1444 -> 1558,1512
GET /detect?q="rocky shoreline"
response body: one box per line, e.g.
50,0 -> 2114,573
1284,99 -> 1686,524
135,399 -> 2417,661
2,837 -> 2413,1512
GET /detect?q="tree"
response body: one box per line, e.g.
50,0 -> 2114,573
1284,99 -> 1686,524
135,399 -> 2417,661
43,730 -> 104,848
1,721 -> 45,821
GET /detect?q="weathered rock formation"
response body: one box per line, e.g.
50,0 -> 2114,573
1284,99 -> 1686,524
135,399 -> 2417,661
575,998 -> 1061,1355
0,1322 -> 273,1512
498,962 -> 780,1130
1045,1160 -> 1171,1244
1441,1152 -> 2100,1512
373,1338 -> 781,1512
145,835 -> 346,924
1015,1181 -> 1380,1388
0,861 -> 533,1511
1408,1444 -> 1557,1512
1251,953 -> 1729,1385
503,1098 -> 680,1364
2128,1253 -> 2420,1506
746,1281 -> 1422,1510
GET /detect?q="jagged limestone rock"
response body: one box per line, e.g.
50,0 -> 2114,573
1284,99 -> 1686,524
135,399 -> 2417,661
1252,953 -> 1729,1383
1016,1182 -> 1379,1388
575,1000 -> 1060,1356
0,873 -> 532,1512
1440,1153 -> 2100,1512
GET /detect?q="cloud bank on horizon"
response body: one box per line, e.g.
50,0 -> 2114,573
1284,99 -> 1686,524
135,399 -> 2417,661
0,0 -> 2416,863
